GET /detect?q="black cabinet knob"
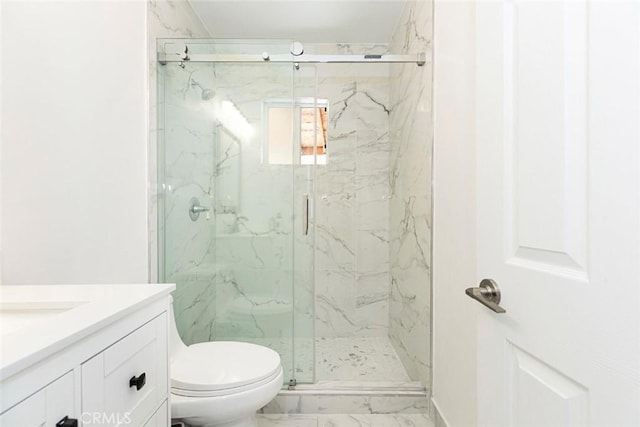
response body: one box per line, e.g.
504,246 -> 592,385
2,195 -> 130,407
56,416 -> 78,427
129,372 -> 146,391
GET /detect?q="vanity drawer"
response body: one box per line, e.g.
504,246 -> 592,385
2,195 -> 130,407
82,313 -> 167,426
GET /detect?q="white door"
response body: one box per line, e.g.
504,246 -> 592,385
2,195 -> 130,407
474,1 -> 640,426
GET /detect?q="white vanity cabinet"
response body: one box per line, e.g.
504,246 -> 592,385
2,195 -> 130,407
0,284 -> 174,427
0,370 -> 77,426
82,314 -> 167,426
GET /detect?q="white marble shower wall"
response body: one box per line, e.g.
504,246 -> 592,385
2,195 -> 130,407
148,0 -> 211,284
161,60 -> 220,344
157,32 -> 433,385
388,1 -> 434,387
149,3 -> 219,346
312,44 -> 392,340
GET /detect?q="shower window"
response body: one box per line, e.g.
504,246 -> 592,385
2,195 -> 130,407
264,99 -> 329,165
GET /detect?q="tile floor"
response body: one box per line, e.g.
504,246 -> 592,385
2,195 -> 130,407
257,414 -> 434,427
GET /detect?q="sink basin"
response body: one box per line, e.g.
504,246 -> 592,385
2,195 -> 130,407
0,284 -> 175,383
0,301 -> 88,335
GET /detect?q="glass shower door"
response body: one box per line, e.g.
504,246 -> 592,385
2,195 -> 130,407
211,57 -> 297,383
158,39 -> 315,384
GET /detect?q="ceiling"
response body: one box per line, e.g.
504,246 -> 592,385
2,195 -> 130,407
189,1 -> 409,44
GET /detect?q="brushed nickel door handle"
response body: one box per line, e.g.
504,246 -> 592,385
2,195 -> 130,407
465,279 -> 506,313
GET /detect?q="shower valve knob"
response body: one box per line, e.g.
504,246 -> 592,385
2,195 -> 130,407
189,197 -> 210,221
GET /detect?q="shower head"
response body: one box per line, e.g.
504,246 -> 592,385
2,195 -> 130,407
201,89 -> 215,101
189,78 -> 215,101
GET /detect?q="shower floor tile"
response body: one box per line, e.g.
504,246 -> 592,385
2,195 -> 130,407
315,336 -> 411,381
244,336 -> 410,383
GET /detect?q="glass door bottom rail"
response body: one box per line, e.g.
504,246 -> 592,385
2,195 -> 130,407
284,380 -> 427,395
261,382 -> 429,415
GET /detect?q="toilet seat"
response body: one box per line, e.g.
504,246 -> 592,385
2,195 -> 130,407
171,341 -> 282,398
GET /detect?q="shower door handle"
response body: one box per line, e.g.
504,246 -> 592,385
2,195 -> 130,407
302,194 -> 309,236
465,279 -> 506,313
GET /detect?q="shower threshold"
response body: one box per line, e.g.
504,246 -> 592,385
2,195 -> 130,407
283,380 -> 427,395
262,380 -> 429,415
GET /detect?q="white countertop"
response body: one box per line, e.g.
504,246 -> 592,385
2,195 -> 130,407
0,283 -> 175,381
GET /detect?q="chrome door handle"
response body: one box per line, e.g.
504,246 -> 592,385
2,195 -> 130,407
465,279 -> 506,313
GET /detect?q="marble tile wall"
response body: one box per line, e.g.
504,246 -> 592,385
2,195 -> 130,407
388,1 -> 434,387
312,44 -> 392,340
155,30 -> 431,385
147,0 -> 211,284
160,60 -> 221,344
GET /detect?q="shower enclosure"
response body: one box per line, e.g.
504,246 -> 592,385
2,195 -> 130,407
157,39 -> 429,391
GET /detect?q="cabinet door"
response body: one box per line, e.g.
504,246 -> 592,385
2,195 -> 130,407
82,313 -> 167,427
0,370 -> 76,426
142,400 -> 168,427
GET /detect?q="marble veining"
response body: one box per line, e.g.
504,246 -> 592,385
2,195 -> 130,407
148,0 -> 211,283
314,47 -> 391,341
262,393 -> 429,416
257,414 -> 434,427
388,0 -> 434,387
156,22 -> 433,388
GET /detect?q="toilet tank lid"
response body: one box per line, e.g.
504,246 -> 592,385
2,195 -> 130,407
171,341 -> 282,392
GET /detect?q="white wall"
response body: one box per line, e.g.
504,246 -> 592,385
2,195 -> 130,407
432,1 -> 478,426
1,1 -> 148,284
0,0 -> 4,284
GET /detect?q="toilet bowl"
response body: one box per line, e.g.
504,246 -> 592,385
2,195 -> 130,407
169,298 -> 283,427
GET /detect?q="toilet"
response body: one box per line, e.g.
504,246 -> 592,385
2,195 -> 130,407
169,298 -> 283,427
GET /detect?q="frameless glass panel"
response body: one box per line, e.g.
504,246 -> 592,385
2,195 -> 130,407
211,58 -> 296,383
158,39 -> 316,384
158,52 -> 218,348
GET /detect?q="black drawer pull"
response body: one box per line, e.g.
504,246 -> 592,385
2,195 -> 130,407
56,416 -> 78,427
129,372 -> 146,391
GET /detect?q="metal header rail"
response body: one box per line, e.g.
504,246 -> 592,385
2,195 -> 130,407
158,52 -> 427,67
